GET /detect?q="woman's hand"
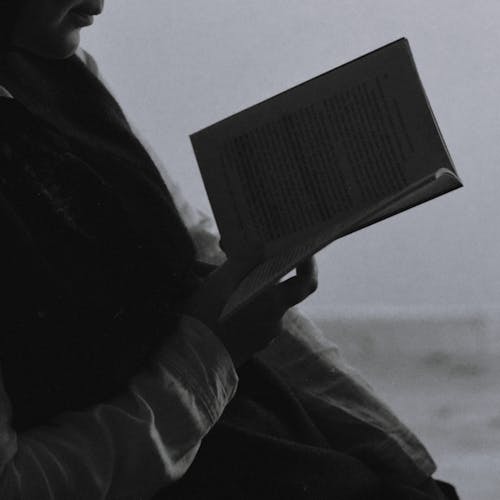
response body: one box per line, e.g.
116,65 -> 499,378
185,257 -> 318,367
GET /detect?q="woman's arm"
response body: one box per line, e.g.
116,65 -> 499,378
0,316 -> 238,500
166,178 -> 437,484
0,127 -> 237,498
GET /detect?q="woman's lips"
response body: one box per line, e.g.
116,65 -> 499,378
68,4 -> 102,27
68,10 -> 95,27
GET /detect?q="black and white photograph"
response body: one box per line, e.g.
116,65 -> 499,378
0,1 -> 497,498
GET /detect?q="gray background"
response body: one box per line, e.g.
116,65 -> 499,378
82,0 -> 499,313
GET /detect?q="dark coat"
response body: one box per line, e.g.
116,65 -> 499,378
0,50 -> 197,430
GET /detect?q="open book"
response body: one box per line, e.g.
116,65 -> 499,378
190,38 -> 462,319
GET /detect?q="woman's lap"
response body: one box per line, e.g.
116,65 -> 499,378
152,358 -> 456,499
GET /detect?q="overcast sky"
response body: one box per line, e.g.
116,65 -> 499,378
81,0 -> 500,313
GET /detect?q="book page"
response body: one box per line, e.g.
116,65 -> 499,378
191,39 -> 458,259
220,170 -> 461,319
349,168 -> 461,235
217,111 -> 355,243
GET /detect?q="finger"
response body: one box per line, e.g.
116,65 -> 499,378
185,257 -> 258,328
273,257 -> 319,310
295,256 -> 318,286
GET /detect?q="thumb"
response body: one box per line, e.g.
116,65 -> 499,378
203,257 -> 258,299
184,256 -> 259,327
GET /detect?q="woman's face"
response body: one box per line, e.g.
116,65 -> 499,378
11,0 -> 104,58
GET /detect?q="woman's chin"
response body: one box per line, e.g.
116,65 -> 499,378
15,30 -> 81,60
43,30 -> 82,59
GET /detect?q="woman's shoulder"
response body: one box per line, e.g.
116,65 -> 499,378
0,96 -> 78,238
0,92 -> 35,138
0,93 -> 71,160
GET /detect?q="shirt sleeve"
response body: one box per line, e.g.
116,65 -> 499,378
0,316 -> 238,500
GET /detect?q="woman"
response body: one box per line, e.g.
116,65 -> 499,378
0,1 -> 459,498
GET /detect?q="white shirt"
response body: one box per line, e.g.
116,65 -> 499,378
0,53 -> 436,499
